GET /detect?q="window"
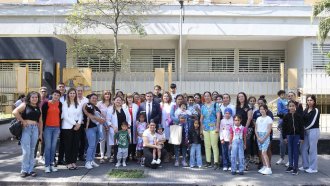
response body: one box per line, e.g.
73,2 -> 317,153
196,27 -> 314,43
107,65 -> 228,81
130,49 -> 175,72
312,44 -> 330,70
239,50 -> 284,73
0,63 -> 14,71
19,62 -> 41,72
188,49 -> 234,72
76,49 -> 121,72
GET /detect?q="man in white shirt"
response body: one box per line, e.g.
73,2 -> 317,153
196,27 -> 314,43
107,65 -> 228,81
220,93 -> 236,117
77,86 -> 89,106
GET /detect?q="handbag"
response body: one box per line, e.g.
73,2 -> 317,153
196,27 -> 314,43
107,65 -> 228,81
169,124 -> 182,145
9,119 -> 22,140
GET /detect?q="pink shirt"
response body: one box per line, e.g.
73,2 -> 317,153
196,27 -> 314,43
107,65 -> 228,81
230,125 -> 247,141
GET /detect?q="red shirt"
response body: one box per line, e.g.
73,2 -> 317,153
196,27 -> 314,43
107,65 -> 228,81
45,101 -> 60,127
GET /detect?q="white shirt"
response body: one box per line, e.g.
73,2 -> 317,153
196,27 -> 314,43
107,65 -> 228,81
61,102 -> 83,129
146,101 -> 153,121
171,93 -> 178,103
143,129 -> 156,146
78,96 -> 89,107
256,115 -> 273,133
220,103 -> 236,116
220,117 -> 233,142
59,95 -> 66,104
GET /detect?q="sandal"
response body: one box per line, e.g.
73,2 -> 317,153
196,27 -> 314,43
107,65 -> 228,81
72,163 -> 78,170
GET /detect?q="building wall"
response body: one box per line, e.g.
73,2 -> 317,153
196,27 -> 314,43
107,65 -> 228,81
0,37 -> 66,91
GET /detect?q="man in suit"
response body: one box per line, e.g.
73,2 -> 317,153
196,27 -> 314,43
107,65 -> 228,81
138,91 -> 161,125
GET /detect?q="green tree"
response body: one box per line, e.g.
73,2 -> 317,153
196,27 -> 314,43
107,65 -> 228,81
66,0 -> 151,95
312,0 -> 330,75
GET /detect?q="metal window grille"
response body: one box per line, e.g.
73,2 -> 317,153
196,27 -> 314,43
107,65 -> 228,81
312,44 -> 330,70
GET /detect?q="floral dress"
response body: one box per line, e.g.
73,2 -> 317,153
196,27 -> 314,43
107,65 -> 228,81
136,121 -> 147,150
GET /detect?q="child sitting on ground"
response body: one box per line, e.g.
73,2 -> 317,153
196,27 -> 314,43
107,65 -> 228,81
152,125 -> 166,165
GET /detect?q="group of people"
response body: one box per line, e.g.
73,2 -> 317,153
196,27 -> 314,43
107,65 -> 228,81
12,82 -> 320,178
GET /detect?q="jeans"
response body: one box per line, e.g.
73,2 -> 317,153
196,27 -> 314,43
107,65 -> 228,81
203,130 -> 219,163
221,142 -> 230,168
301,128 -> 320,170
86,127 -> 99,162
43,126 -> 60,167
21,124 -> 39,173
174,145 -> 187,161
287,135 -> 300,169
278,119 -> 287,159
117,148 -> 128,162
190,144 -> 202,167
231,139 -> 245,173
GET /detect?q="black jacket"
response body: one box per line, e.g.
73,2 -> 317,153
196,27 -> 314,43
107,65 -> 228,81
188,128 -> 202,144
282,113 -> 304,140
42,101 -> 63,128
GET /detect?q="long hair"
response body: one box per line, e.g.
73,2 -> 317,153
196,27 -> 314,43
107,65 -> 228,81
102,90 -> 112,103
112,95 -> 123,114
162,91 -> 172,103
25,91 -> 41,107
236,92 -> 248,109
306,94 -> 317,109
66,88 -> 78,108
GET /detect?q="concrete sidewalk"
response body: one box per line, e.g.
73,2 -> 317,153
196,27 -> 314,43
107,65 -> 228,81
0,140 -> 329,186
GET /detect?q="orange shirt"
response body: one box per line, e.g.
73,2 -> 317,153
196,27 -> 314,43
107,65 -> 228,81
45,101 -> 60,127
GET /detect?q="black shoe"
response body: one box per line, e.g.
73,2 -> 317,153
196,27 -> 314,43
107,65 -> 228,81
57,160 -> 66,165
29,171 -> 37,177
239,172 -> 244,175
78,157 -> 86,161
213,163 -> 220,170
286,167 -> 294,173
292,169 -> 299,175
204,162 -> 211,168
231,171 -> 236,175
20,172 -> 29,178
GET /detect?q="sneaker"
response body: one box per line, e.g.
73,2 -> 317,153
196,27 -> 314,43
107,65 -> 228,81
261,167 -> 272,175
85,162 -> 93,169
115,162 -> 121,168
29,171 -> 37,177
122,161 -> 127,167
276,158 -> 284,165
228,167 -> 231,171
91,161 -> 99,167
198,166 -> 202,168
285,167 -> 293,173
174,161 -> 179,167
258,166 -> 266,173
45,166 -> 51,173
205,162 -> 213,168
305,168 -> 318,173
299,166 -> 307,171
190,166 -> 194,168
223,167 -> 228,171
156,159 -> 161,165
50,166 -> 58,172
182,161 -> 188,167
292,169 -> 299,175
39,157 -> 45,165
151,159 -> 157,165
285,162 -> 289,167
20,172 -> 29,178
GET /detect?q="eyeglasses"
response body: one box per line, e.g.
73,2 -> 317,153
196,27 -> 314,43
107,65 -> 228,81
41,91 -> 47,93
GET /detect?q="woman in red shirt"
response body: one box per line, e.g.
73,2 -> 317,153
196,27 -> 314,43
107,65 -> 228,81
42,90 -> 62,173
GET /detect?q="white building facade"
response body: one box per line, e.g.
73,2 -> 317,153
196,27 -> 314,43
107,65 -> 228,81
0,0 -> 330,130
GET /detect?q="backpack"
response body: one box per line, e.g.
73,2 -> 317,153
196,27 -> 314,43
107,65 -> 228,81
9,119 -> 22,141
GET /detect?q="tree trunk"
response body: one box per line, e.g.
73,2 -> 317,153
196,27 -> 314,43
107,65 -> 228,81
111,31 -> 118,96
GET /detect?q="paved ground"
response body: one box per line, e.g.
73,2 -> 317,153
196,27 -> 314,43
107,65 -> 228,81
0,140 -> 330,186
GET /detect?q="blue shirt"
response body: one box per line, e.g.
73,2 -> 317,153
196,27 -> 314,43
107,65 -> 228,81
201,102 -> 220,131
277,98 -> 288,115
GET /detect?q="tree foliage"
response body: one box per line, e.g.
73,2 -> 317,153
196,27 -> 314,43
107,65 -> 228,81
312,0 -> 330,75
66,0 -> 152,95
